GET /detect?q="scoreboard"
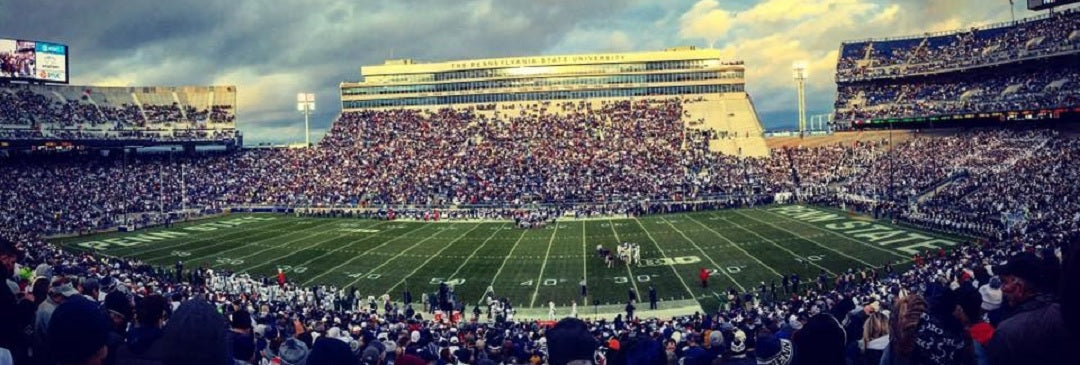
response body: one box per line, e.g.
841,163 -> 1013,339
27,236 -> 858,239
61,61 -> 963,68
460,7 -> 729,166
0,38 -> 68,84
1029,0 -> 1080,11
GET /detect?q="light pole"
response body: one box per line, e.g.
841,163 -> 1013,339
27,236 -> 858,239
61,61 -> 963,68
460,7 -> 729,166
297,93 -> 315,147
792,62 -> 808,137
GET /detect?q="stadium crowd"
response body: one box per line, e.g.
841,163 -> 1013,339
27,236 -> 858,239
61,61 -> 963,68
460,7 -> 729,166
837,9 -> 1080,82
2,4 -> 1079,364
0,93 -> 1079,364
835,62 -> 1080,124
0,85 -> 236,136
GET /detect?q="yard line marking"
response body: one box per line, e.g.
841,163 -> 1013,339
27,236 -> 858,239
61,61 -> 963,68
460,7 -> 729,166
608,219 -> 642,302
384,224 -> 486,295
754,208 -> 909,259
144,219 -> 339,262
714,214 -> 837,275
303,224 -> 444,286
685,215 -> 785,278
481,230 -> 529,304
632,218 -> 699,303
437,224 -> 512,288
658,216 -> 746,292
123,217 -> 294,257
240,220 -> 396,272
529,223 -> 560,308
205,227 -> 350,267
581,221 -> 587,297
735,210 -> 881,266
341,224 -> 481,289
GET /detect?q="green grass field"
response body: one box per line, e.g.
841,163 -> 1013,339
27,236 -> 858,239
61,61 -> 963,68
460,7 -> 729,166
52,205 -> 962,317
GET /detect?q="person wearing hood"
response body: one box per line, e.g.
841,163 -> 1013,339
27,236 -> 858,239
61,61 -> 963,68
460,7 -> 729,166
857,312 -> 888,365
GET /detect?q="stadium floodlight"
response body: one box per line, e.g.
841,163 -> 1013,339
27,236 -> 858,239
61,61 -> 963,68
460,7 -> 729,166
792,62 -> 808,137
297,93 -> 315,148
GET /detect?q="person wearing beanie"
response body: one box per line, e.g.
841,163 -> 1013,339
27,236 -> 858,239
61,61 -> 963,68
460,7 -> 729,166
791,313 -> 845,365
361,345 -> 383,365
48,296 -> 111,365
103,289 -> 133,365
755,333 -> 793,365
706,330 -> 725,360
278,338 -> 309,365
405,330 -> 424,355
979,277 -> 1002,312
307,336 -> 357,365
725,329 -> 751,364
160,299 -> 230,365
545,318 -> 598,365
80,277 -> 101,302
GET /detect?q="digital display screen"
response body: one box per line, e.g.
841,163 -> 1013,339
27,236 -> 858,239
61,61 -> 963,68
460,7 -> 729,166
0,38 -> 68,83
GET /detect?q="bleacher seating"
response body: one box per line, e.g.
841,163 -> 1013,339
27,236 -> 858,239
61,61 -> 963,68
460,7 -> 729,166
0,84 -> 237,142
833,9 -> 1080,128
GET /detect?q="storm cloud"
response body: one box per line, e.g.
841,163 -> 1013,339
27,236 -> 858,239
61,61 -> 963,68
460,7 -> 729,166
0,0 -> 1034,142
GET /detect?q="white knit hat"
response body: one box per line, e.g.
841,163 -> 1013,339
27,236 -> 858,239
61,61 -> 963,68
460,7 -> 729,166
979,282 -> 1002,311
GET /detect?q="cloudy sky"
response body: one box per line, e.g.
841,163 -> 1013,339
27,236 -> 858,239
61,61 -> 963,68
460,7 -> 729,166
0,0 -> 1028,144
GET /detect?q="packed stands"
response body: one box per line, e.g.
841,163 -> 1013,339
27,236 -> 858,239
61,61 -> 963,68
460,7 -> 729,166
0,84 -> 239,144
834,9 -> 1080,129
837,9 -> 1080,82
2,126 -> 1079,365
3,87 -> 1080,365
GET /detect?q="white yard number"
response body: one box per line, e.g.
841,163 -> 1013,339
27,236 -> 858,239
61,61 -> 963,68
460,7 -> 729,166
636,275 -> 651,282
543,279 -> 558,286
216,258 -> 244,266
709,266 -> 744,275
430,278 -> 466,285
277,265 -> 308,274
614,277 -> 629,284
346,273 -> 380,279
796,255 -> 825,263
642,256 -> 701,267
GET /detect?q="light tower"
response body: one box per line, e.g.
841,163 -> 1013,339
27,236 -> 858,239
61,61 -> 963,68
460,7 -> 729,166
792,62 -> 808,136
297,93 -> 315,147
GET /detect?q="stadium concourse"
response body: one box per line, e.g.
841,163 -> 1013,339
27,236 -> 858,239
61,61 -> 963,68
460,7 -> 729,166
2,11 -> 1080,365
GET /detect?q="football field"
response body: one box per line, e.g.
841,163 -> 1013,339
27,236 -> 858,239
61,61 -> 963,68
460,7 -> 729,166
53,205 -> 962,318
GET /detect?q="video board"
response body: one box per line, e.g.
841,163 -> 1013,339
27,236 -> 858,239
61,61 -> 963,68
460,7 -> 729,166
0,38 -> 68,84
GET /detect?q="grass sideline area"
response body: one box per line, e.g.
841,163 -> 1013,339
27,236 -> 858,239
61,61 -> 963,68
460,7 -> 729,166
51,205 -> 963,317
